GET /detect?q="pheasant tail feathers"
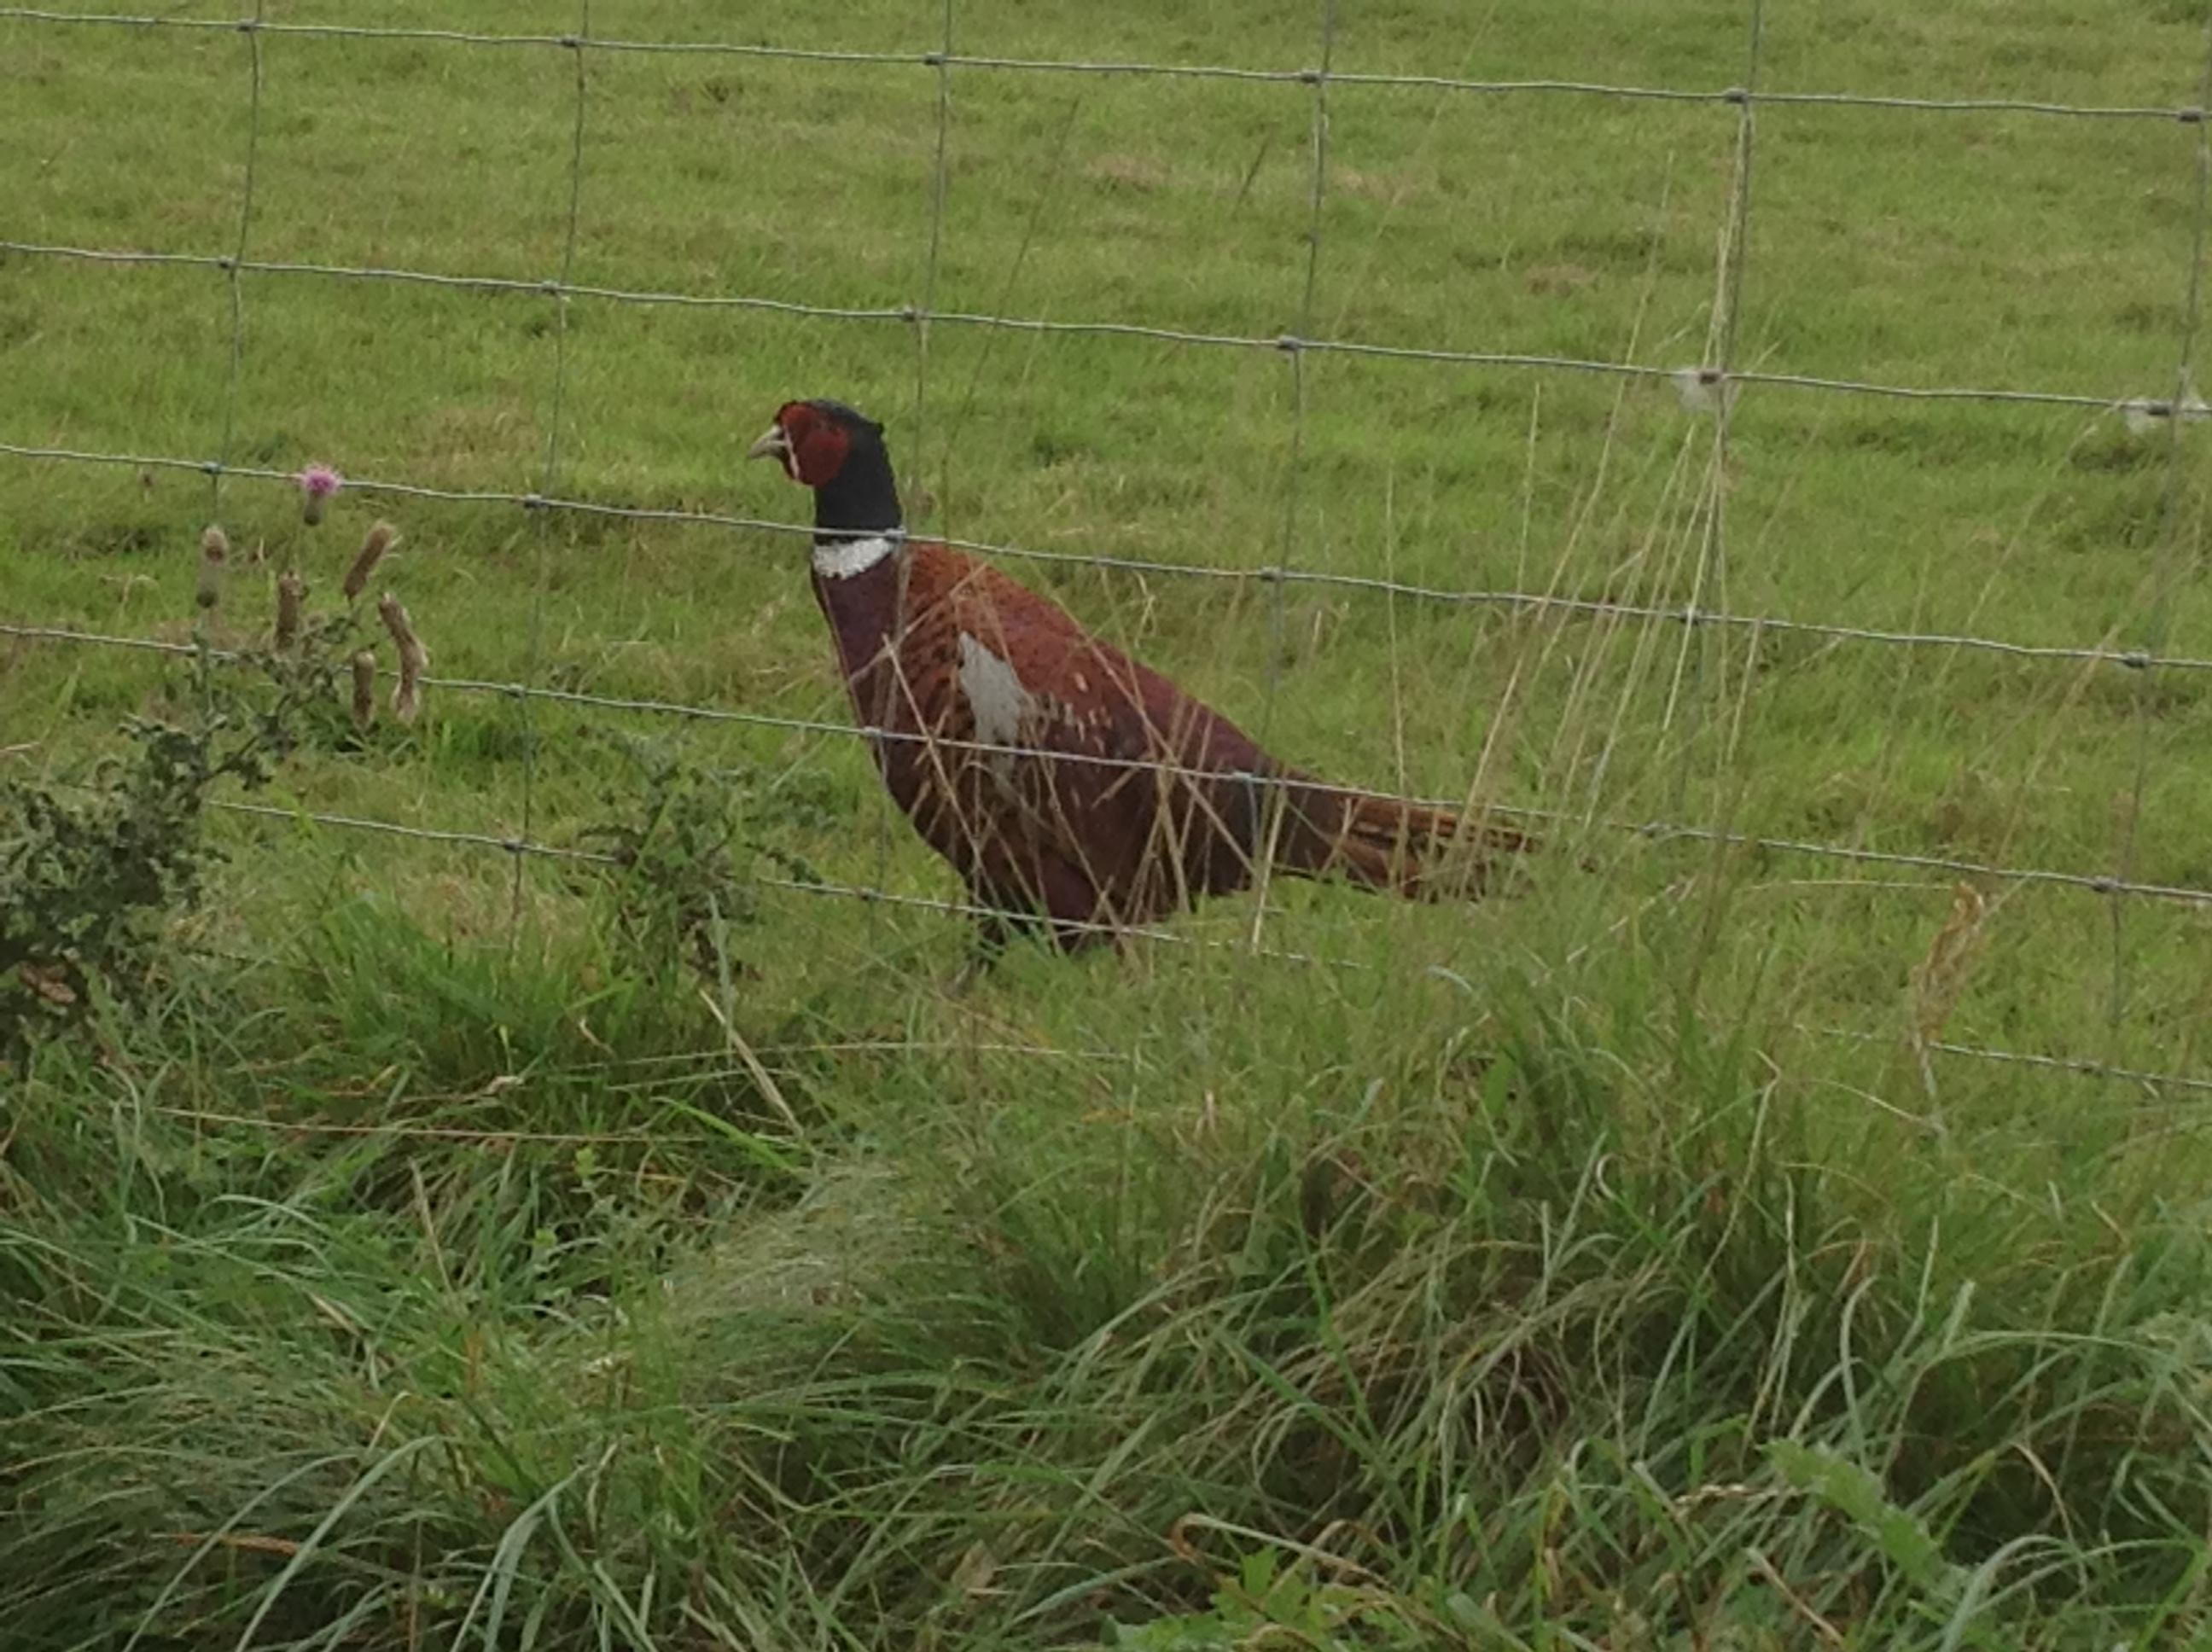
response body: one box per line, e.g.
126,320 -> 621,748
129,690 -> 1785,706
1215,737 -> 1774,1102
1273,781 -> 1537,899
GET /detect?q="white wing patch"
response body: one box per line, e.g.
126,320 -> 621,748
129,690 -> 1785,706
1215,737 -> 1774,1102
957,632 -> 1035,773
812,534 -> 900,580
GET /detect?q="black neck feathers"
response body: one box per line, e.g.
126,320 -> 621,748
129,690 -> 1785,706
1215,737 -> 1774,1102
813,424 -> 904,541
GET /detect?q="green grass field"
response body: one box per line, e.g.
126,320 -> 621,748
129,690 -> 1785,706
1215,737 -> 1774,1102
7,1 -> 2212,1645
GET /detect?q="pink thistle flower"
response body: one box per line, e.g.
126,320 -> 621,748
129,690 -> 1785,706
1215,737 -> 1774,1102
295,462 -> 343,526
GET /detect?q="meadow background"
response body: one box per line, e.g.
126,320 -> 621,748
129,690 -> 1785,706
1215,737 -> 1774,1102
6,0 -> 2212,1645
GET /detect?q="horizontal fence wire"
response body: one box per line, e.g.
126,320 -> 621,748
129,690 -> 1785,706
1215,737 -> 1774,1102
195,794 -> 1360,968
1808,1027 -> 2212,1099
0,238 -> 2182,418
0,7 -> 2203,123
81,782 -> 2212,1102
149,1108 -> 720,1148
3,442 -> 2207,678
9,615 -> 2212,908
754,872 -> 1352,967
207,798 -> 617,864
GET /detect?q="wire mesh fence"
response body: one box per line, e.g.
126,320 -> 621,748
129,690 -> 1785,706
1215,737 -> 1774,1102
3,1 -> 2209,1102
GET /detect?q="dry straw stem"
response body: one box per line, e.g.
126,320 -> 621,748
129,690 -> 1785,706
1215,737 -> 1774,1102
274,570 -> 306,651
377,592 -> 428,724
343,520 -> 397,601
1908,879 -> 1990,1095
349,649 -> 377,731
195,524 -> 229,612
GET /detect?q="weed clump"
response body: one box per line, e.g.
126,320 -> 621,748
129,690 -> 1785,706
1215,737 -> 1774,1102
576,732 -> 831,988
0,509 -> 434,1063
1,706 -> 266,1057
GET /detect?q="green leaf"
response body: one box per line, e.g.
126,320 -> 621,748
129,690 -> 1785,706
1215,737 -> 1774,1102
1768,1440 -> 1966,1601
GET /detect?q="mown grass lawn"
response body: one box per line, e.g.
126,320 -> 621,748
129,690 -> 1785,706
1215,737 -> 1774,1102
5,1 -> 2212,1646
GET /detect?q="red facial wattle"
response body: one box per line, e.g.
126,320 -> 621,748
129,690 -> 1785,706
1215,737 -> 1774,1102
787,408 -> 851,487
750,401 -> 853,487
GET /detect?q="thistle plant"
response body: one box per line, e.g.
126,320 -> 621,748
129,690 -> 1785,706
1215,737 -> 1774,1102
194,524 -> 228,612
263,513 -> 426,739
377,591 -> 429,725
274,569 -> 306,651
349,650 -> 378,733
1,501 -> 447,1060
343,520 -> 396,601
294,462 -> 342,526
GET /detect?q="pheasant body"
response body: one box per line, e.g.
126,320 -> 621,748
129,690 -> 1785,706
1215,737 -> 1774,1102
751,399 -> 1531,951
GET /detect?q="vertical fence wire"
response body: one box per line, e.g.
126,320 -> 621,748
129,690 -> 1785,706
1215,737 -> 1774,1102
1249,0 -> 1336,953
2110,19 -> 2212,1039
1715,5 -> 1764,393
211,3 -> 266,524
1663,0 -> 1764,818
512,6 -> 592,949
868,0 -> 959,953
915,0 -> 956,462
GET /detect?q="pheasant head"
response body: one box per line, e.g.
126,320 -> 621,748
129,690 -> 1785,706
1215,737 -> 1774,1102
748,398 -> 903,542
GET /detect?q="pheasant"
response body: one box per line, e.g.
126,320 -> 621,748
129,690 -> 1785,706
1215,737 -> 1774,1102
747,397 -> 1534,953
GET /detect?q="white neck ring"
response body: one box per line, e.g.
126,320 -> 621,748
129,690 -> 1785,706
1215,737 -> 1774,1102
812,533 -> 902,580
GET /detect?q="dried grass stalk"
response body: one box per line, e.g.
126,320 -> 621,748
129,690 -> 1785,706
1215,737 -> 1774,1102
378,592 -> 429,724
1908,880 -> 1990,1096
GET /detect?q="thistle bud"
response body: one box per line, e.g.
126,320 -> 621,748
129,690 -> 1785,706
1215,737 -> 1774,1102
350,650 -> 378,731
343,521 -> 397,601
275,570 -> 306,650
195,524 -> 229,611
296,463 -> 342,527
379,592 -> 429,724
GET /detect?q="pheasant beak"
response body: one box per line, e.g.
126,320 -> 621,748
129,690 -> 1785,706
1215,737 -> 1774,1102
746,424 -> 790,464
